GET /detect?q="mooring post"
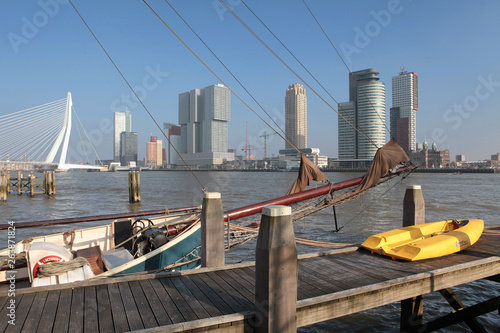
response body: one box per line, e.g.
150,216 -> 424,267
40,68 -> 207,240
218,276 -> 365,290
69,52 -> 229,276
17,171 -> 22,195
403,184 -> 425,227
0,171 -> 6,202
254,205 -> 297,333
135,171 -> 141,202
200,192 -> 224,267
6,171 -> 10,193
29,172 -> 34,196
128,171 -> 141,203
401,185 -> 425,331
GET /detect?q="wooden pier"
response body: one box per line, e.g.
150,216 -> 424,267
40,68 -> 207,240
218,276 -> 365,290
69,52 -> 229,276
1,227 -> 499,332
0,171 -> 55,201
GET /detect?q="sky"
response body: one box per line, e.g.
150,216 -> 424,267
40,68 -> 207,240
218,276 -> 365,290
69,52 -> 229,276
1,0 -> 500,163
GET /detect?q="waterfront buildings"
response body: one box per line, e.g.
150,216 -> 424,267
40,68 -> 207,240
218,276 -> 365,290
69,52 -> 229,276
338,69 -> 386,160
120,131 -> 138,166
146,136 -> 163,168
390,69 -> 418,151
113,110 -> 132,162
407,140 -> 450,168
285,83 -> 307,149
163,123 -> 181,166
178,84 -> 234,166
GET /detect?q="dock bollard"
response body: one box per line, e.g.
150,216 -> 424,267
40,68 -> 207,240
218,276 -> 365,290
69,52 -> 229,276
403,185 -> 425,227
201,192 -> 224,267
254,205 -> 297,333
401,185 -> 425,331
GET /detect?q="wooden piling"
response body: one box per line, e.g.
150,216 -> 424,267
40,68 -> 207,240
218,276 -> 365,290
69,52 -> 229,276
29,172 -> 35,196
403,184 -> 425,227
401,185 -> 425,331
254,205 -> 297,333
200,192 -> 224,268
6,171 -> 10,192
44,171 -> 55,196
128,171 -> 141,203
0,171 -> 6,202
17,171 -> 22,195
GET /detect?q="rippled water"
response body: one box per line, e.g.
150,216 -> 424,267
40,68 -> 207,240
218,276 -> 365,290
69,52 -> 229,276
1,170 -> 499,331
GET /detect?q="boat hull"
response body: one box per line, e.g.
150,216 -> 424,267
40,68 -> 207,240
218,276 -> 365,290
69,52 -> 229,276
361,219 -> 484,261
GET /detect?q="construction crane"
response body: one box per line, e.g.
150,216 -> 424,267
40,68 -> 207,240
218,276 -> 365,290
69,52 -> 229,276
241,146 -> 264,160
259,131 -> 278,158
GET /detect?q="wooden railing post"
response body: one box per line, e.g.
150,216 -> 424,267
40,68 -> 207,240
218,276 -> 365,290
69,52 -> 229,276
200,192 -> 224,268
401,185 -> 425,331
254,205 -> 297,333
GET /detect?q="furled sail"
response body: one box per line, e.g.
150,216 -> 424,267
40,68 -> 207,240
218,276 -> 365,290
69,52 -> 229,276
287,153 -> 329,195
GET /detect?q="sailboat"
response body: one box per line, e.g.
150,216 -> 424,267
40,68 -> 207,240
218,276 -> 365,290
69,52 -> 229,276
0,140 -> 415,287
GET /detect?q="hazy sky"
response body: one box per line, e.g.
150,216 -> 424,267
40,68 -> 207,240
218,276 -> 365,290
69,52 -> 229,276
1,1 -> 499,162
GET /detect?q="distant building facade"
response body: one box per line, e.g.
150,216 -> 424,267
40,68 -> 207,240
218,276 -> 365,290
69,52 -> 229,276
178,84 -> 234,166
456,154 -> 466,162
391,70 -> 418,151
146,136 -> 163,168
407,140 -> 449,168
120,131 -> 138,166
285,83 -> 307,149
163,123 -> 181,166
114,110 -> 132,162
338,68 -> 386,160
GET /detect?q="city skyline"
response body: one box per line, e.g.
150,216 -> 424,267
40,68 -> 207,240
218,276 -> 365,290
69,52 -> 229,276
1,2 -> 500,162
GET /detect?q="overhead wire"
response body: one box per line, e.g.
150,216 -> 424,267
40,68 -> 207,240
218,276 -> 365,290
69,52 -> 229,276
219,0 -> 379,149
301,0 -> 391,136
68,0 -> 206,191
144,0 -> 301,154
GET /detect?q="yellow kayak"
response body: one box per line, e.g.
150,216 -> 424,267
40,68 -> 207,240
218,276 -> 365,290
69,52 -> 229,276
361,219 -> 484,261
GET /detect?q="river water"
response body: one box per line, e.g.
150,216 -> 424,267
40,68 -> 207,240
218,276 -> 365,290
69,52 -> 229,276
1,170 -> 499,331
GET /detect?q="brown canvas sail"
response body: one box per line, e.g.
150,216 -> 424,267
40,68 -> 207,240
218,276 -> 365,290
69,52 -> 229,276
287,153 -> 328,195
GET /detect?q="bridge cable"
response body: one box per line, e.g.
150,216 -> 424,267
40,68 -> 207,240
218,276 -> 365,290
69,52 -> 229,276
72,106 -> 103,165
68,0 -> 206,191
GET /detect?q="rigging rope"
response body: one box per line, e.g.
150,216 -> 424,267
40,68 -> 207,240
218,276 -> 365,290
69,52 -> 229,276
220,0 -> 379,149
68,0 -> 206,191
301,0 -> 391,135
144,0 -> 301,154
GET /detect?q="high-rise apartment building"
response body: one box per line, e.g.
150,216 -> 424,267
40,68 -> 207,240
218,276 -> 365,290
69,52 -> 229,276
178,84 -> 233,165
163,123 -> 182,165
391,69 -> 418,151
338,69 -> 386,159
146,136 -> 163,168
285,83 -> 307,149
120,131 -> 138,166
114,110 -> 132,162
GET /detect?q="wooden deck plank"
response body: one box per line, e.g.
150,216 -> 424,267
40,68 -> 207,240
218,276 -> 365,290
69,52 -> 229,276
22,291 -> 48,332
129,280 -> 158,329
171,276 -> 210,319
5,294 -> 35,333
84,286 -> 99,332
160,276 -> 199,322
107,283 -> 130,333
178,275 -> 222,317
118,282 -> 144,331
96,284 -> 114,333
196,272 -> 247,313
0,296 -> 12,332
205,271 -> 253,310
300,257 -> 362,290
214,271 -> 254,304
149,279 -> 184,324
139,280 -> 172,327
223,269 -> 255,298
35,290 -> 60,332
52,289 -> 72,333
189,274 -> 236,315
68,287 -> 84,333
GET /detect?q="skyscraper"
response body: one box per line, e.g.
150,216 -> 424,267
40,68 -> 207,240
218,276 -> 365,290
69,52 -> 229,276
178,84 -> 233,165
146,136 -> 163,168
391,69 -> 418,151
338,68 -> 386,159
120,131 -> 138,166
285,83 -> 307,149
114,110 -> 131,162
163,123 -> 181,165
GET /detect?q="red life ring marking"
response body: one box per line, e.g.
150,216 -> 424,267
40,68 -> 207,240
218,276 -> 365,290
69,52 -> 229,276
32,255 -> 65,278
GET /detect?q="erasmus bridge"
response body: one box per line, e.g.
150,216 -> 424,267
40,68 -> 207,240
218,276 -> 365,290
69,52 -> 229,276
0,92 -> 104,171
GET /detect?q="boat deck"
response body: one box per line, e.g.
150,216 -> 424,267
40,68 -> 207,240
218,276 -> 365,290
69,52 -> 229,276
1,227 -> 499,332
